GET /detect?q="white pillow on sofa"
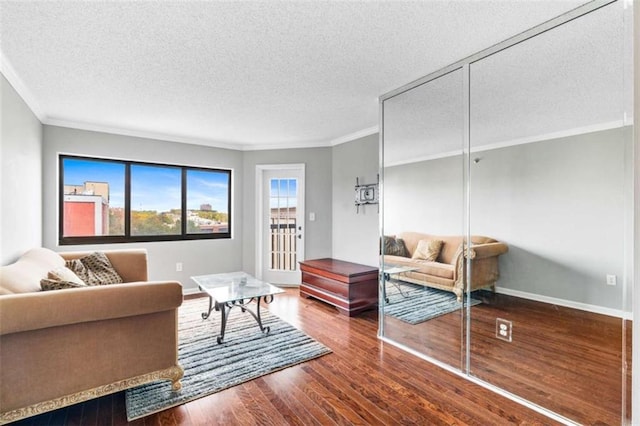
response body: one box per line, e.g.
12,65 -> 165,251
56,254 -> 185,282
0,248 -> 66,294
48,266 -> 86,286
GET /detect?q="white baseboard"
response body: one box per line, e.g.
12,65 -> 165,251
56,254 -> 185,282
182,287 -> 202,296
494,286 -> 632,320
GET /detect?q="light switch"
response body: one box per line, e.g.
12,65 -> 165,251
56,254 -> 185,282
309,212 -> 316,221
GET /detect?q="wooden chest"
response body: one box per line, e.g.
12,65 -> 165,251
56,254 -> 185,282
299,258 -> 379,316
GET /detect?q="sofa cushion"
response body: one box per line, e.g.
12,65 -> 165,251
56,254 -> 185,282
65,252 -> 124,286
384,255 -> 455,280
40,278 -> 89,291
382,236 -> 409,257
0,248 -> 66,294
412,239 -> 443,262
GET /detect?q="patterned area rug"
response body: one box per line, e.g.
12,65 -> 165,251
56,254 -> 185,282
125,297 -> 332,421
384,281 -> 481,324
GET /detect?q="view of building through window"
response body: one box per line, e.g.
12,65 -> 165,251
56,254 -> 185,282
62,158 -> 125,237
61,156 -> 231,242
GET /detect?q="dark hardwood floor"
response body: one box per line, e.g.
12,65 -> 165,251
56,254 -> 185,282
384,291 -> 630,425
9,288 -> 625,425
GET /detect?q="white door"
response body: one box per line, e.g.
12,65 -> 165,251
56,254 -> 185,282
258,166 -> 305,285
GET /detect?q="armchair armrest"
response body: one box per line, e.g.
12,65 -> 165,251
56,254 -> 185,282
0,281 -> 182,336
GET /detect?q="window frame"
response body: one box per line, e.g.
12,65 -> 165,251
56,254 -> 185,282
59,155 -> 232,245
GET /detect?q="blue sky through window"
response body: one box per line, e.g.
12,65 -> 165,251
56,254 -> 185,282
63,158 -> 125,207
187,169 -> 230,212
64,158 -> 230,213
270,178 -> 297,209
131,164 -> 181,212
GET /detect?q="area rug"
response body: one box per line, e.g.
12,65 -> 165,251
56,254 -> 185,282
125,297 -> 332,420
384,281 -> 481,325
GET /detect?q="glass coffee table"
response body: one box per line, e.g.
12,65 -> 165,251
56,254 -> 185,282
382,265 -> 420,303
191,272 -> 284,344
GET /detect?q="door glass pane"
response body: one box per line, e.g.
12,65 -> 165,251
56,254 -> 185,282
130,164 -> 181,236
381,68 -> 465,370
468,3 -> 630,424
62,157 -> 125,237
270,178 -> 297,271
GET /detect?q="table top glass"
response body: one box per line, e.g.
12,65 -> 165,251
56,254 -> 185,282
383,265 -> 420,275
191,272 -> 284,303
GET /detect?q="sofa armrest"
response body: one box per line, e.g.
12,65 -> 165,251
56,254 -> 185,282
467,242 -> 508,260
0,281 -> 182,336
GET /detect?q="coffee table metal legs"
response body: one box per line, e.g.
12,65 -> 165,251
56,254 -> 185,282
383,273 -> 410,303
202,294 -> 275,344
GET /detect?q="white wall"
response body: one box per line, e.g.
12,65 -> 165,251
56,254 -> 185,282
332,133 -> 379,267
42,125 -> 243,292
384,127 -> 630,310
242,147 -> 333,274
0,74 -> 42,265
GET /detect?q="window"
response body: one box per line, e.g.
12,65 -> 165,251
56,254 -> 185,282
60,155 -> 231,244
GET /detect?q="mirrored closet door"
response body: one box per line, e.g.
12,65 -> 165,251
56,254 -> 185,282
467,2 -> 632,424
379,1 -> 633,424
381,68 -> 466,371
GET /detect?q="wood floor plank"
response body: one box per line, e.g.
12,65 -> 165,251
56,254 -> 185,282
251,378 -> 310,426
8,288 -> 624,425
236,380 -> 289,425
260,366 -> 338,426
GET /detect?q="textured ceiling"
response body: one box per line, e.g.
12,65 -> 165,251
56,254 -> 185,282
0,0 -> 597,150
383,1 -> 630,166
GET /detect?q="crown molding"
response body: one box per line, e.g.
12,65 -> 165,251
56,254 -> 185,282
239,138 -> 332,151
43,117 -> 244,151
330,126 -> 379,146
469,120 -> 628,154
385,120 -> 630,167
0,52 -> 46,122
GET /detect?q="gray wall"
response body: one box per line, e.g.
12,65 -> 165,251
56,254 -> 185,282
242,147 -> 333,274
332,133 -> 379,267
1,74 -> 42,264
384,154 -> 464,237
385,127 -> 630,309
42,125 -> 243,292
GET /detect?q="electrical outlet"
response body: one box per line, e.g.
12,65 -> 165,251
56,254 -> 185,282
606,275 -> 616,286
496,318 -> 512,342
176,262 -> 183,272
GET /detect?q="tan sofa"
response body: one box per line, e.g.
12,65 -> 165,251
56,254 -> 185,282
383,231 -> 508,301
0,248 -> 184,424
